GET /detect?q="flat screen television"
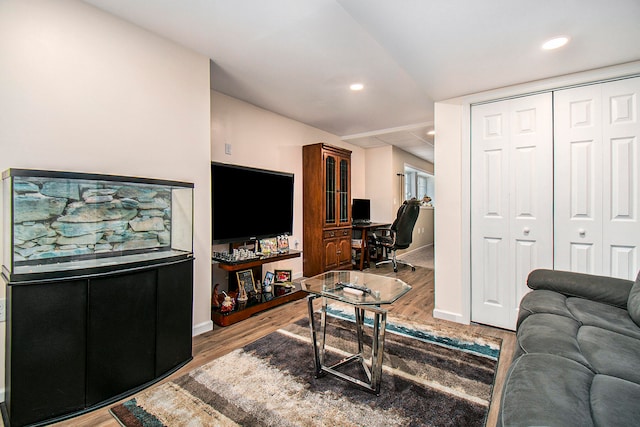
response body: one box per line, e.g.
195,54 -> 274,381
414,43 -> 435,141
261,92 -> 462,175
211,162 -> 294,245
352,198 -> 371,223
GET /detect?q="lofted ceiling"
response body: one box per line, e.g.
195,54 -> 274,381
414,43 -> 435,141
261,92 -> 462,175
83,0 -> 640,162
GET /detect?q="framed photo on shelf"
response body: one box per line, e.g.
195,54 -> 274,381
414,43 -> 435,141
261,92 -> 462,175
259,238 -> 278,255
263,271 -> 275,301
263,271 -> 275,288
236,269 -> 256,295
274,269 -> 292,283
277,235 -> 290,253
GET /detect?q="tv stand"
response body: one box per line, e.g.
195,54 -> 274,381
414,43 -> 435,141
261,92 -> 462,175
211,250 -> 303,326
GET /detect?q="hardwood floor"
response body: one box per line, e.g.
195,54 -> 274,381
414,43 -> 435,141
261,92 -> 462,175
53,265 -> 515,427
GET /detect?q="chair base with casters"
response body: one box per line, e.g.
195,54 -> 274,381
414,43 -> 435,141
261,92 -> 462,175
375,255 -> 415,273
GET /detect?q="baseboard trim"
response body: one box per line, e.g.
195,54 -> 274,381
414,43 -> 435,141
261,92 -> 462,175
433,308 -> 469,325
397,243 -> 433,258
192,320 -> 213,337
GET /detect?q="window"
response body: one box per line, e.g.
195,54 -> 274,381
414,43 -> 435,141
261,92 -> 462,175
404,171 -> 416,201
404,165 -> 434,206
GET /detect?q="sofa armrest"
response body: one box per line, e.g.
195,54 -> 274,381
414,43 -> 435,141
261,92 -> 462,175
527,269 -> 633,309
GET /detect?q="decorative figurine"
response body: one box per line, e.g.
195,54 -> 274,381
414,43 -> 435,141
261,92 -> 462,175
220,291 -> 235,313
237,281 -> 248,302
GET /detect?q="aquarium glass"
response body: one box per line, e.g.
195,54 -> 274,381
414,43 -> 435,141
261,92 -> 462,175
2,169 -> 193,280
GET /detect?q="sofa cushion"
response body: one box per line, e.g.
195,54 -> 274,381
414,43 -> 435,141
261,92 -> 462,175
628,271 -> 640,327
517,313 -> 591,368
590,375 -> 640,427
499,354 -> 595,427
517,289 -> 577,328
578,326 -> 640,384
567,297 -> 640,340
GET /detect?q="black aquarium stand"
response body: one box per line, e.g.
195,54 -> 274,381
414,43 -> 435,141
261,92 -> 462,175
2,257 -> 194,427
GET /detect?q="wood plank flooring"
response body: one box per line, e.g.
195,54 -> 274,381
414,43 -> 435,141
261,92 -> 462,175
53,265 -> 515,427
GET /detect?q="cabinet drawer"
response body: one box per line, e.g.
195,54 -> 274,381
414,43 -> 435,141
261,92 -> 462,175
324,228 -> 351,239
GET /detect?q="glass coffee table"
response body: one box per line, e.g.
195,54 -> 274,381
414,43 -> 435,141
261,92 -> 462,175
301,271 -> 411,395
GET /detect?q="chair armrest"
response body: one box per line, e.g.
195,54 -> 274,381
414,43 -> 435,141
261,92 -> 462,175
527,269 -> 633,309
374,225 -> 392,233
372,228 -> 395,246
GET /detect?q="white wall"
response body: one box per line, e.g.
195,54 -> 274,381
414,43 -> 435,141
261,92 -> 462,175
210,91 -> 366,289
397,207 -> 434,256
364,145 -> 434,224
433,102 -> 468,323
433,61 -> 640,325
0,0 -> 212,397
365,146 -> 394,222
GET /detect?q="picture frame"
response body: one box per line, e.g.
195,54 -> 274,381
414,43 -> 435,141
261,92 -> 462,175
274,269 -> 292,283
262,271 -> 275,301
236,269 -> 256,295
263,271 -> 275,288
277,235 -> 290,253
259,238 -> 278,255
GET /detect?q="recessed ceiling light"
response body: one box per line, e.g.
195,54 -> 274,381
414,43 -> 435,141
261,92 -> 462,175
542,36 -> 570,50
350,83 -> 364,91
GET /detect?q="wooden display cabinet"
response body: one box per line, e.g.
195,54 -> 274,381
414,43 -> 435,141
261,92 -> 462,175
303,143 -> 352,277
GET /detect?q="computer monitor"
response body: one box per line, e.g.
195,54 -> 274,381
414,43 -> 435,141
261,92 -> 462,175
352,198 -> 371,223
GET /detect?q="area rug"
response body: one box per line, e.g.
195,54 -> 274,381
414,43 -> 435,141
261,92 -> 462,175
110,314 -> 501,427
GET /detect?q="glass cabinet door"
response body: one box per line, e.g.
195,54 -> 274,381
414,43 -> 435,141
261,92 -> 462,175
339,158 -> 349,224
325,155 -> 336,225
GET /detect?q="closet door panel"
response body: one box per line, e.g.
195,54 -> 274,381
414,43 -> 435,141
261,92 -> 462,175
509,94 -> 553,325
472,100 -> 511,328
471,93 -> 552,330
555,77 -> 640,279
554,85 -> 603,274
602,78 -> 640,279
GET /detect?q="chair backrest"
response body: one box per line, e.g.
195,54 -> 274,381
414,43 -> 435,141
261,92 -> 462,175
390,201 -> 407,231
393,199 -> 421,249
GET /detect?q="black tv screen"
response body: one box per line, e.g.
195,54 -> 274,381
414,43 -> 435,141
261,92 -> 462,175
211,162 -> 294,244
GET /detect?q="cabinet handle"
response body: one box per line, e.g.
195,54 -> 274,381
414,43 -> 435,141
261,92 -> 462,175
337,250 -> 341,254
578,228 -> 586,237
523,227 -> 530,235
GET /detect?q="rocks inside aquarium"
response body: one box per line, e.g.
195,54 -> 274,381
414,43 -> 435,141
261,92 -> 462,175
41,180 -> 81,200
11,177 -> 173,263
15,194 -> 67,222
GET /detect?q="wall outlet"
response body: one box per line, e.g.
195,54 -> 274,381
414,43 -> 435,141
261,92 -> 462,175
0,298 -> 6,322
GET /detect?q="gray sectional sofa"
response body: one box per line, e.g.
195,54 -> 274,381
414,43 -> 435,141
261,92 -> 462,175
498,269 -> 640,427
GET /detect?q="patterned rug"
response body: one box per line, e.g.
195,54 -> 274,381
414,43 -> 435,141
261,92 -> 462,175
110,314 -> 501,427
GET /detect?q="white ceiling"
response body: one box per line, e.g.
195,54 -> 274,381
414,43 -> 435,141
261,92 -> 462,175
83,0 -> 640,162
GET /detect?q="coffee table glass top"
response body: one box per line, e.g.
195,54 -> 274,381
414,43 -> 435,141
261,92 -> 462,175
301,271 -> 411,305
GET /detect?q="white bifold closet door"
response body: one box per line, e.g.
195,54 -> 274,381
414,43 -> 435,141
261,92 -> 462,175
554,77 -> 640,280
471,93 -> 553,330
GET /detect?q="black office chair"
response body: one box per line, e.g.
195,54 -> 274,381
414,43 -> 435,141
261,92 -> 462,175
373,198 -> 421,272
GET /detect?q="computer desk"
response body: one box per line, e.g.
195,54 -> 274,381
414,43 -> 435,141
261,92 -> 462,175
352,222 -> 391,270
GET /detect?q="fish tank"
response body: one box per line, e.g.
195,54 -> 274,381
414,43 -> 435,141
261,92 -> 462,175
2,169 -> 193,282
